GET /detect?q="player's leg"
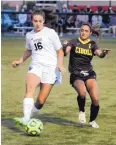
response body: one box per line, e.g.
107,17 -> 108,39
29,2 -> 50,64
31,65 -> 58,116
32,83 -> 53,115
71,74 -> 87,123
24,73 -> 41,119
14,73 -> 41,125
85,78 -> 99,128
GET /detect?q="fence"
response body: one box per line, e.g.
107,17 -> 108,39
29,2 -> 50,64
1,11 -> 116,37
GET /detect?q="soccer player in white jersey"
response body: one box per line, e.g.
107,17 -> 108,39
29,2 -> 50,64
12,10 -> 65,125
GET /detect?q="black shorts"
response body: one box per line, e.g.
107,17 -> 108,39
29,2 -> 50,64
70,70 -> 96,85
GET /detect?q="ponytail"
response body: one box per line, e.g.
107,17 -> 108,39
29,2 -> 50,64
91,25 -> 101,37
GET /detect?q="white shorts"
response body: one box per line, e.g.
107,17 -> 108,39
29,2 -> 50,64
28,63 -> 62,85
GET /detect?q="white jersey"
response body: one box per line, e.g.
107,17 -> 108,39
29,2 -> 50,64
25,27 -> 62,66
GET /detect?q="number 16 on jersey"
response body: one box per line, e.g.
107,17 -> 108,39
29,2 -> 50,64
34,42 -> 43,51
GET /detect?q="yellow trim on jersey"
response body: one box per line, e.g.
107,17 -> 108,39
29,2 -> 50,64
78,37 -> 91,44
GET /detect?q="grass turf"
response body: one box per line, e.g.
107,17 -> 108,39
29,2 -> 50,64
1,37 -> 116,145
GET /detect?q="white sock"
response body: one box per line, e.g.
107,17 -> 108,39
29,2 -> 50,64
31,105 -> 40,114
23,98 -> 34,121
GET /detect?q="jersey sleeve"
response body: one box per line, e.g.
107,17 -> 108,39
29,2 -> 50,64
68,39 -> 77,48
50,29 -> 62,50
25,34 -> 31,50
91,41 -> 99,54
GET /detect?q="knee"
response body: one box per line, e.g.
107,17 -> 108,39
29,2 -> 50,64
79,91 -> 86,97
92,98 -> 99,105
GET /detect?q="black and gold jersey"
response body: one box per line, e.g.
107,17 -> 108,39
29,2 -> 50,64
68,37 -> 99,74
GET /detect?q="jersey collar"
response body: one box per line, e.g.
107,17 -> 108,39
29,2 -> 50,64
78,37 -> 90,44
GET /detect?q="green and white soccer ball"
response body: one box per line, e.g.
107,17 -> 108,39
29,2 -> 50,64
26,118 -> 43,136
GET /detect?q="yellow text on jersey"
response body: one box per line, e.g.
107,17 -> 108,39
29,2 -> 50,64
75,47 -> 92,56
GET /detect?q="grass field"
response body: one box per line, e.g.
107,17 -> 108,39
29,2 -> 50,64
1,37 -> 116,145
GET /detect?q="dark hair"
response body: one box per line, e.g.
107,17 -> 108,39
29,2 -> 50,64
31,9 -> 45,20
81,22 -> 100,37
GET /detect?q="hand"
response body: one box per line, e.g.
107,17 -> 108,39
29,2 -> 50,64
12,60 -> 21,68
57,65 -> 66,74
103,49 -> 111,54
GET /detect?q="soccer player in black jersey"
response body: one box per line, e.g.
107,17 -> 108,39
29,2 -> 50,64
63,23 -> 110,128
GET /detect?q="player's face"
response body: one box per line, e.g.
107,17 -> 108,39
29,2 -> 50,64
32,14 -> 44,31
80,25 -> 92,40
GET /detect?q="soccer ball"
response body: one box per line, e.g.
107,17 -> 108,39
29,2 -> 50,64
26,118 -> 43,136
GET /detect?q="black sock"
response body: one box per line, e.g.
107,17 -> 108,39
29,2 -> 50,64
90,104 -> 100,122
35,101 -> 43,110
77,95 -> 86,112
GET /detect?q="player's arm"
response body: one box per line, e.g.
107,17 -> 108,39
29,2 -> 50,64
12,49 -> 32,68
94,49 -> 110,58
57,48 -> 64,66
92,42 -> 110,58
51,29 -> 66,73
56,48 -> 66,73
62,40 -> 72,56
